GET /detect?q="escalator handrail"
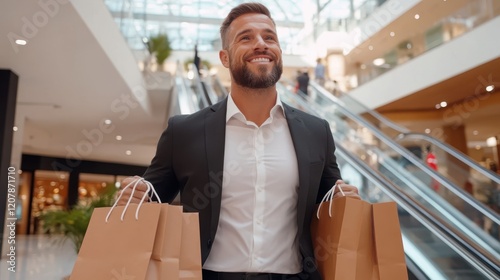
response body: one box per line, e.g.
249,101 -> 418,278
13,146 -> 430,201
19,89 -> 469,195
308,80 -> 500,185
302,82 -> 500,225
396,132 -> 500,184
175,62 -> 198,114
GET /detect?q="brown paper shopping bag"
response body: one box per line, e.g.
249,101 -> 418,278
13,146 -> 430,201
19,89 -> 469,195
146,204 -> 184,280
70,202 -> 161,280
373,202 -> 408,279
311,185 -> 407,280
179,212 -> 203,279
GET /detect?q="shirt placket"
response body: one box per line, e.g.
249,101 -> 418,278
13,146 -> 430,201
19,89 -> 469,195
251,126 -> 266,269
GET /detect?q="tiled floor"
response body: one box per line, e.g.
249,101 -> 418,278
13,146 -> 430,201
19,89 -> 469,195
0,235 -> 76,280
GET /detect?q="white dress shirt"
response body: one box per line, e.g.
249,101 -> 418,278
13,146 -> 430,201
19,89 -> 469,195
203,94 -> 301,273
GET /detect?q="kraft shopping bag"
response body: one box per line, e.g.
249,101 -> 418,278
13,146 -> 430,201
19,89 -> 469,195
146,204 -> 184,279
373,202 -> 408,279
311,185 -> 408,280
179,212 -> 203,279
70,203 -> 161,280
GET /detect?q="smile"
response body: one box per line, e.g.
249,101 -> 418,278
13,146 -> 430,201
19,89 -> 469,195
250,57 -> 270,62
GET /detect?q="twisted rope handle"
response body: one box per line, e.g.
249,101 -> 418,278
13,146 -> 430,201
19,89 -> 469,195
105,177 -> 162,222
316,183 -> 345,219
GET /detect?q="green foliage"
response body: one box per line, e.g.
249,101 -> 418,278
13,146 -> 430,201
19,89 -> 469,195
147,33 -> 172,66
40,185 -> 118,253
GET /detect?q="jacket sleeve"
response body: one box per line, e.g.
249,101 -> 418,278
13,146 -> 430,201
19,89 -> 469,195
142,117 -> 181,203
317,119 -> 342,203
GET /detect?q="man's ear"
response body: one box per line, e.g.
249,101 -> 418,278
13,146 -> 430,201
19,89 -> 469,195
219,50 -> 229,68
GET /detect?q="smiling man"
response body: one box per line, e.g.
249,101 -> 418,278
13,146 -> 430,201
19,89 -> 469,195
118,3 -> 360,280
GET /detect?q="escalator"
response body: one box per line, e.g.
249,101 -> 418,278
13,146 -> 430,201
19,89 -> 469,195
281,79 -> 500,238
306,80 -> 500,216
277,84 -> 500,279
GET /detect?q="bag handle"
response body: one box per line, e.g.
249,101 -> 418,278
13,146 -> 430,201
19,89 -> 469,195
106,177 -> 161,222
316,183 -> 345,219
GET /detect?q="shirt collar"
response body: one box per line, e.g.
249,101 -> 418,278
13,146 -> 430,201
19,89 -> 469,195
226,93 -> 285,123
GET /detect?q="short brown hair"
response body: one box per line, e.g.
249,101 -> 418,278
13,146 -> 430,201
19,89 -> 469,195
220,3 -> 276,49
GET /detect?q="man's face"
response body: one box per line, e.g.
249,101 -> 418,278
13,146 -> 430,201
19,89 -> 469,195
220,13 -> 282,89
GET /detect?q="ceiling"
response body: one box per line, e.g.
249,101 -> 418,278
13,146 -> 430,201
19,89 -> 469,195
1,0 -> 166,167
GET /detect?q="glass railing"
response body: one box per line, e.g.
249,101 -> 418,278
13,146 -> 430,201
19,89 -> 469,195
347,0 -> 499,88
104,0 -> 149,53
276,82 -> 500,272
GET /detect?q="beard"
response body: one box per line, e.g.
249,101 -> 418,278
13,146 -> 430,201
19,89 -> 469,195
229,55 -> 282,89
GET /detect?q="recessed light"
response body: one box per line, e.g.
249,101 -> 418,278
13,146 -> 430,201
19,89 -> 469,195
473,130 -> 479,135
414,14 -> 420,20
116,135 -> 122,140
368,45 -> 374,51
486,137 -> 497,147
440,101 -> 448,108
435,104 -> 441,109
125,150 -> 132,155
360,64 -> 366,69
425,128 -> 431,134
373,58 -> 385,66
486,85 -> 494,92
15,39 -> 27,45
389,32 -> 395,37
475,145 -> 481,150
13,126 -> 18,131
104,119 -> 112,125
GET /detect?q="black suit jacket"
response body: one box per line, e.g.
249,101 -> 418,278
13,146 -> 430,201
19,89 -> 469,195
143,98 -> 341,279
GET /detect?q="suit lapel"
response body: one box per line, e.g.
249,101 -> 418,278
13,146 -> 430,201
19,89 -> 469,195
205,98 -> 227,239
283,103 -> 311,237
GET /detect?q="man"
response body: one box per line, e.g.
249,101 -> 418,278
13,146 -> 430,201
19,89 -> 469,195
118,3 -> 360,279
314,58 -> 325,86
194,43 -> 201,75
425,145 -> 439,191
296,70 -> 309,96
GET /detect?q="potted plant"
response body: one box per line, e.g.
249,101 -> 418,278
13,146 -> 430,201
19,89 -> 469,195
146,33 -> 172,71
40,185 -> 118,253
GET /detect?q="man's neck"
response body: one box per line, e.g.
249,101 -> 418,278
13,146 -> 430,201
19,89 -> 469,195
230,84 -> 277,127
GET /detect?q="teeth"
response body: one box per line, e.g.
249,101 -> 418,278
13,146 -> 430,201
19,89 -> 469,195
251,57 -> 270,62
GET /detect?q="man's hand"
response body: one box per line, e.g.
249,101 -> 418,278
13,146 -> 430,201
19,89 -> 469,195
116,176 -> 149,206
333,180 -> 360,200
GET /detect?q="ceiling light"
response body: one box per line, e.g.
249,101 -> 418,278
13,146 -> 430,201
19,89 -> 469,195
473,130 -> 479,135
406,43 -> 412,49
104,119 -> 112,125
475,145 -> 481,150
116,135 -> 122,140
125,150 -> 132,155
486,137 -> 497,147
368,45 -> 374,51
425,128 -> 431,134
435,104 -> 441,109
389,32 -> 395,37
486,85 -> 494,92
440,101 -> 448,108
414,14 -> 420,20
360,64 -> 366,70
13,126 -> 18,131
15,39 -> 27,45
373,58 -> 385,66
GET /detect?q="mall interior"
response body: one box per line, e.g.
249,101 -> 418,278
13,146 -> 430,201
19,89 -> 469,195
1,0 -> 499,279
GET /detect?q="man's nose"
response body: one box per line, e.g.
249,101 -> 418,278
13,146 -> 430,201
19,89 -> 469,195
253,36 -> 268,50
